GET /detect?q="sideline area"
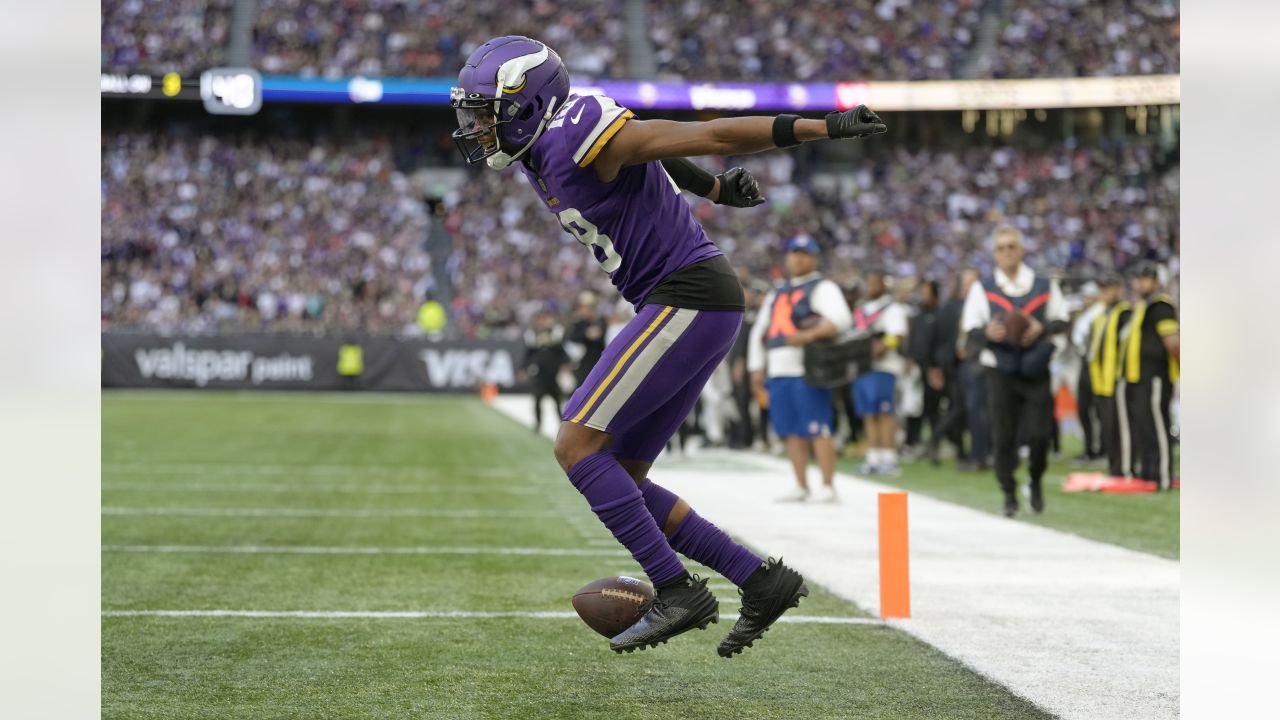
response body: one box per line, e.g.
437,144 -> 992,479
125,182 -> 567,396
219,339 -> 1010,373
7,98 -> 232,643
492,394 -> 1180,720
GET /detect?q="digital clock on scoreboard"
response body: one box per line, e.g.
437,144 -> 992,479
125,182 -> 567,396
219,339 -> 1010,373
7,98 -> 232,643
199,68 -> 262,115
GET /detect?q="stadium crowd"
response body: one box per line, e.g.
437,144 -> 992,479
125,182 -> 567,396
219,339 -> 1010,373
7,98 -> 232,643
101,0 -> 234,76
101,130 -> 436,335
648,0 -> 983,82
254,0 -> 628,80
101,127 -> 1178,344
102,0 -> 1179,81
990,0 -> 1180,79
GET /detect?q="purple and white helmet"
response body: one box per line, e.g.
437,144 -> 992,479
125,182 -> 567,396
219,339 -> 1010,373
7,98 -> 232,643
450,36 -> 570,169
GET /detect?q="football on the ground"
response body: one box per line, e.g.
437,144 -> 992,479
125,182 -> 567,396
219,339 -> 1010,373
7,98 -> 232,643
572,576 -> 655,637
1002,310 -> 1031,345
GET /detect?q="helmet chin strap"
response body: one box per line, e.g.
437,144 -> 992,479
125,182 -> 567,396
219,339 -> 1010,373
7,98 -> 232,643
487,95 -> 558,170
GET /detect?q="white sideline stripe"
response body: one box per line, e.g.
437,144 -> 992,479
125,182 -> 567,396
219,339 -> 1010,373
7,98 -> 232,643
103,463 -> 521,478
102,544 -> 628,558
100,609 -> 883,625
103,482 -> 543,495
490,393 -> 1181,720
102,506 -> 561,519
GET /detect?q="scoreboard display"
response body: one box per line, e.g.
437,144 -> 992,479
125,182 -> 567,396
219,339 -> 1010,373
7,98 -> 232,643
198,68 -> 262,115
101,68 -> 263,116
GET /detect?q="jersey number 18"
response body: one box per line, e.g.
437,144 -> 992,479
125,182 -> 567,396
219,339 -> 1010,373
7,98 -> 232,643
557,208 -> 622,273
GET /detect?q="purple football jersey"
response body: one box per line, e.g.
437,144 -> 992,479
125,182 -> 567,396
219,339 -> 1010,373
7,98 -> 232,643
518,93 -> 721,308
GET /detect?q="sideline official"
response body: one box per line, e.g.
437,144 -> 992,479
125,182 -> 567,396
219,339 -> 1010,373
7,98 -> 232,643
1085,274 -> 1132,478
1124,262 -> 1179,490
748,236 -> 854,503
961,226 -> 1068,517
523,309 -> 570,433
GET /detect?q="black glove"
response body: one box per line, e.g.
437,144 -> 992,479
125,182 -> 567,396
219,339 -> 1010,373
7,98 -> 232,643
825,105 -> 887,140
714,167 -> 766,208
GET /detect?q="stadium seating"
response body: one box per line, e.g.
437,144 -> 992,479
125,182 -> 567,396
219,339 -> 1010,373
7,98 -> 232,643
101,0 -> 235,76
254,0 -> 628,80
987,0 -> 1179,78
101,0 -> 1179,80
647,0 -> 983,81
100,129 -> 1178,338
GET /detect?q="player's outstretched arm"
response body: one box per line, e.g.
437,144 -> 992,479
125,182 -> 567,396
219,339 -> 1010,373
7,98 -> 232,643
659,157 -> 765,208
594,106 -> 886,182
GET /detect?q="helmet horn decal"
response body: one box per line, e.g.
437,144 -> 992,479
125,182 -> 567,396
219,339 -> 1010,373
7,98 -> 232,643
494,45 -> 550,99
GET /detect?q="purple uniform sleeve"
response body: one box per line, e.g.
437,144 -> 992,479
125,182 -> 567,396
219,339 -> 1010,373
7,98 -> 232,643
525,94 -> 720,307
545,94 -> 636,169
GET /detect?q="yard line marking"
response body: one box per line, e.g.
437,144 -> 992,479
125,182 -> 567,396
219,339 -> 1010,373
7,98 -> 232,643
100,609 -> 885,625
103,482 -> 543,495
102,506 -> 562,519
102,544 -> 630,558
102,463 -> 523,478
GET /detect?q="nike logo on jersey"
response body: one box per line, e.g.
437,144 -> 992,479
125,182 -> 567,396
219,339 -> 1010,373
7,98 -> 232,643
571,105 -> 585,124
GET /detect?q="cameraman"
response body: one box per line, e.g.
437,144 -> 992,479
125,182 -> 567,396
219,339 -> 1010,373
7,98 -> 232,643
747,236 -> 853,503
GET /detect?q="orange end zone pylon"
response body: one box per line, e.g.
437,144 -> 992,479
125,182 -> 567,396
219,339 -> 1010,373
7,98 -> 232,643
878,492 -> 911,619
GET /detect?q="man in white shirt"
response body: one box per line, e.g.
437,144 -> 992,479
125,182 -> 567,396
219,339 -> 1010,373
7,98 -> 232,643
961,225 -> 1069,517
852,270 -> 910,476
748,236 -> 854,503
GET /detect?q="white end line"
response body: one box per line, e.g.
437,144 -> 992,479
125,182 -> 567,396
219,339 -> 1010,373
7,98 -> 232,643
102,544 -> 629,558
100,609 -> 885,625
102,506 -> 562,519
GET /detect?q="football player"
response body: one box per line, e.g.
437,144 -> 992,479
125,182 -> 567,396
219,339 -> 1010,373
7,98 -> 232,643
451,36 -> 886,656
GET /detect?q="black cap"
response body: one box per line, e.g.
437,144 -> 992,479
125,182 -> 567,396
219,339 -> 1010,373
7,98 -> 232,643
1128,261 -> 1160,279
1098,272 -> 1123,287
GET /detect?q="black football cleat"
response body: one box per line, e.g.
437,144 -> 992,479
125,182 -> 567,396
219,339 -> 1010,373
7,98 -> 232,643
609,574 -> 718,654
1003,494 -> 1019,518
1029,480 -> 1045,514
718,557 -> 808,658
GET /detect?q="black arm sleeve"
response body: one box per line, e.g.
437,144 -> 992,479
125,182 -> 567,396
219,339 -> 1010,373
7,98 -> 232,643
660,157 -> 716,197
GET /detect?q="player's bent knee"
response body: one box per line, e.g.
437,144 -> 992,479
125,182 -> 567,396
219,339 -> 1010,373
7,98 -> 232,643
553,421 -> 611,472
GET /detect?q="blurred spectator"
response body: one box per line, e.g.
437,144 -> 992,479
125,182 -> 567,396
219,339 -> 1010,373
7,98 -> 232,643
416,294 -> 449,337
253,0 -> 627,79
101,127 -> 1178,340
101,1 -> 1178,81
101,0 -> 234,75
523,308 -> 570,433
101,130 -> 433,335
904,278 -> 942,455
649,0 -> 982,82
566,290 -> 609,386
930,268 -> 979,467
991,0 -> 1179,79
851,270 -> 910,476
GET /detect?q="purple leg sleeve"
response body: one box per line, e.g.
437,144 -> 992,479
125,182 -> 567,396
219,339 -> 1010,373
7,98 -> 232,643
567,453 -> 685,586
640,479 -> 764,587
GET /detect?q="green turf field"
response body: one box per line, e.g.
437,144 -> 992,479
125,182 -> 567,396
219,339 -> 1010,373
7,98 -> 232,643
838,436 -> 1180,559
103,391 -> 1052,720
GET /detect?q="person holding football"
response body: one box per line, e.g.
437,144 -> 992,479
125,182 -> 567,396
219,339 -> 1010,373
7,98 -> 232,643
960,226 -> 1068,517
450,36 -> 886,656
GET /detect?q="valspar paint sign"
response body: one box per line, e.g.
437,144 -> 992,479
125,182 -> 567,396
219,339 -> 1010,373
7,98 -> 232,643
102,333 -> 530,393
134,343 -> 313,387
103,334 -> 330,390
